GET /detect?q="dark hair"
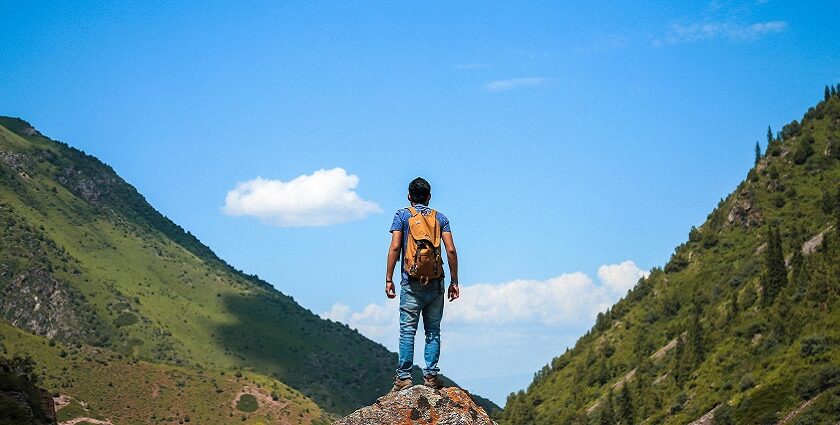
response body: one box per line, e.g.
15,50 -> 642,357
408,177 -> 431,203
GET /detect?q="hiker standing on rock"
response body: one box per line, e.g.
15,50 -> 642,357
385,177 -> 459,392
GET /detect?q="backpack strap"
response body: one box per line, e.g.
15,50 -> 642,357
407,206 -> 418,217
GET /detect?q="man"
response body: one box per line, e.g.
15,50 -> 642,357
385,177 -> 459,392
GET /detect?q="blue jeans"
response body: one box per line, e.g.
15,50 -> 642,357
396,280 -> 444,379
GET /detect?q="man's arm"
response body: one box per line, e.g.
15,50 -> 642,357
385,230 -> 402,298
442,232 -> 459,301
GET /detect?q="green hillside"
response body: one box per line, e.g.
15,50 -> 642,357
0,116 -> 498,422
500,88 -> 840,425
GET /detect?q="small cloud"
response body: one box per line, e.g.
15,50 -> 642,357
654,20 -> 787,45
223,168 -> 381,227
484,77 -> 552,92
597,260 -> 650,293
455,63 -> 492,70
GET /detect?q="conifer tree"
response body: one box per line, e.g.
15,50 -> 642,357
827,85 -> 832,101
763,226 -> 788,305
687,307 -> 705,365
600,390 -> 616,425
832,85 -> 838,97
618,384 -> 634,425
767,126 -> 773,145
673,336 -> 688,387
754,141 -> 761,165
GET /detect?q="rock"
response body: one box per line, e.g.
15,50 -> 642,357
0,388 -> 57,425
333,385 -> 495,425
801,227 -> 832,255
0,269 -> 101,343
726,189 -> 763,228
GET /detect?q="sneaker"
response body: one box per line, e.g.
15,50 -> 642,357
423,374 -> 444,389
391,376 -> 412,392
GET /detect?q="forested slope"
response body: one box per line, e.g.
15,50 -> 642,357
500,87 -> 840,425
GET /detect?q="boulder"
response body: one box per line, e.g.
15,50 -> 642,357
334,385 -> 495,425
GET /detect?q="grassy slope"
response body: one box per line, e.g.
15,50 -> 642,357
0,322 -> 326,425
499,94 -> 840,424
0,118 -> 499,417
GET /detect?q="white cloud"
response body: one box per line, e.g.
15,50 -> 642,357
446,272 -> 611,325
222,168 -> 381,227
320,260 -> 649,336
484,77 -> 552,92
654,20 -> 787,45
597,260 -> 650,293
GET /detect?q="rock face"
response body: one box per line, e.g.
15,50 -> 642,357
0,269 -> 101,343
334,386 -> 495,425
0,387 -> 57,425
726,188 -> 763,228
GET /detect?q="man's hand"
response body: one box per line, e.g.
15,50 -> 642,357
385,281 -> 396,299
447,283 -> 459,302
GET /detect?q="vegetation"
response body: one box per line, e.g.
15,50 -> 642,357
236,394 -> 259,412
499,88 -> 840,424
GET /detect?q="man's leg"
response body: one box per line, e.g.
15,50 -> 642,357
396,285 -> 422,380
421,287 -> 444,378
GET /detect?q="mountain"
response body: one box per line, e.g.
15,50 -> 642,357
499,88 -> 840,425
0,116 -> 499,423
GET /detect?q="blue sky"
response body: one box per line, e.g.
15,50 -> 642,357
2,0 -> 838,405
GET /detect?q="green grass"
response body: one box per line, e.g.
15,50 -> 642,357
0,322 -> 327,425
56,400 -> 89,422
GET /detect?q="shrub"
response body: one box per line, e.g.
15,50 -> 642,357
235,394 -> 258,412
739,373 -> 755,391
800,335 -> 829,357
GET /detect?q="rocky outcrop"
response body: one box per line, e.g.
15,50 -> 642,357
726,189 -> 763,228
0,387 -> 56,425
334,386 -> 495,425
0,269 -> 102,343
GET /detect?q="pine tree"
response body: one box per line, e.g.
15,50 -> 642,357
687,307 -> 705,365
832,85 -> 838,97
763,226 -> 788,305
754,141 -> 761,165
618,384 -> 635,425
826,85 -> 832,101
767,126 -> 774,145
600,390 -> 616,425
673,336 -> 688,387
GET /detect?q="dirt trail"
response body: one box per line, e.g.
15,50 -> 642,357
59,418 -> 113,425
776,392 -> 822,425
688,405 -> 719,425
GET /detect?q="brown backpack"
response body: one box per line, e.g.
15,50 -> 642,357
404,207 -> 444,284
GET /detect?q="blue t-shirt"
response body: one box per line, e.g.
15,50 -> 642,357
390,204 -> 451,285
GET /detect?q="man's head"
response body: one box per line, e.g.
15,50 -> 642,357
408,177 -> 431,205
